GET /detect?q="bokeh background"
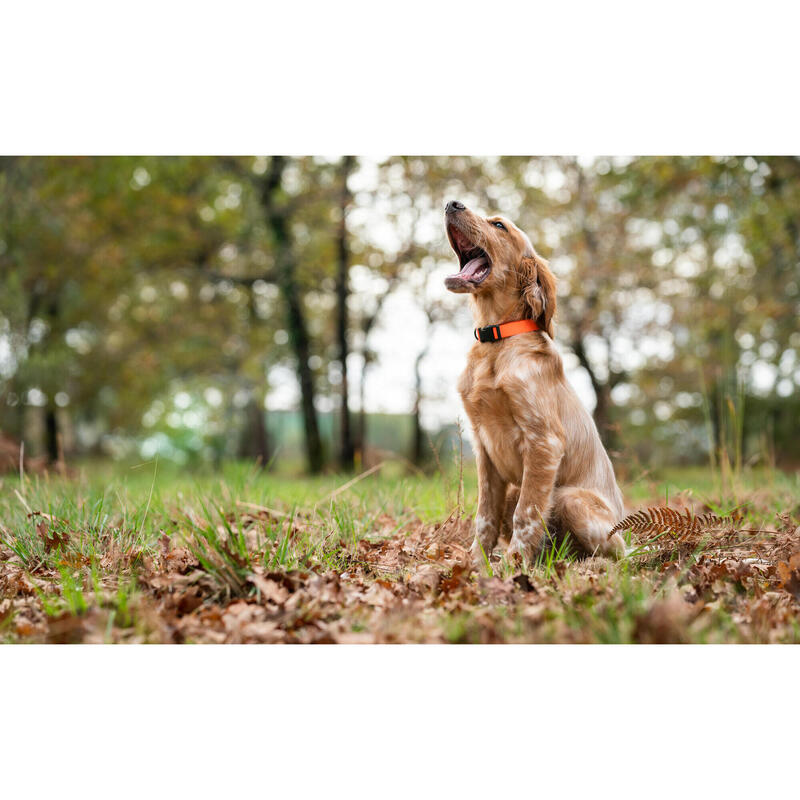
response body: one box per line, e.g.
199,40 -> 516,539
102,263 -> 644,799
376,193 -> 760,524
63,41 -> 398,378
1,156 -> 798,477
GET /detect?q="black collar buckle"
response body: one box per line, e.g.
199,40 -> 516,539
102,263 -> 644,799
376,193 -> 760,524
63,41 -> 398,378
474,324 -> 501,343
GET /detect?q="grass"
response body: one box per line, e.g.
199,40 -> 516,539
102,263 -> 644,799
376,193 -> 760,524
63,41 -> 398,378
0,459 -> 798,643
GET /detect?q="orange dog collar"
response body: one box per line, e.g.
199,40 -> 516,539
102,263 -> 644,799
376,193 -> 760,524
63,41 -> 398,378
474,319 -> 540,343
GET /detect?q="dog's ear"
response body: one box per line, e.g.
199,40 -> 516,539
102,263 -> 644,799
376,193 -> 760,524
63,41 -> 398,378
520,255 -> 557,338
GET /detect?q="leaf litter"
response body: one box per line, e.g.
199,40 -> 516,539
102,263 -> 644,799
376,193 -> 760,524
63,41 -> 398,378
1,484 -> 799,643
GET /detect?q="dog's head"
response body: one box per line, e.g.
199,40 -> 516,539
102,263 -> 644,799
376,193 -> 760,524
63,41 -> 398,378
444,201 -> 556,337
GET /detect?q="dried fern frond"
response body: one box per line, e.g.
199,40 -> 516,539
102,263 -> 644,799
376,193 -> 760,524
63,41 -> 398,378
608,506 -> 735,540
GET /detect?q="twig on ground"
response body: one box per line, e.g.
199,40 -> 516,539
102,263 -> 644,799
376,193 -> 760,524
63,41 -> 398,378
137,457 -> 158,541
14,488 -> 32,515
317,463 -> 384,507
236,501 -> 292,518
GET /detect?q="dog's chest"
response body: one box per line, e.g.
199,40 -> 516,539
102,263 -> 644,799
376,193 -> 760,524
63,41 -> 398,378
457,356 -> 524,484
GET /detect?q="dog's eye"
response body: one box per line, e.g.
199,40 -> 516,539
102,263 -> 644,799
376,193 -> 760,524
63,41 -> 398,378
493,221 -> 507,231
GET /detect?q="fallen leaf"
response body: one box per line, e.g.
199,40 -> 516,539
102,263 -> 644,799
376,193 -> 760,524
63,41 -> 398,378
37,521 -> 70,553
407,565 -> 440,594
249,572 -> 290,605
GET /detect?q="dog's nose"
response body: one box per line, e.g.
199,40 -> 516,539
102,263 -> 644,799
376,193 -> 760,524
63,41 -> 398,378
445,200 -> 466,214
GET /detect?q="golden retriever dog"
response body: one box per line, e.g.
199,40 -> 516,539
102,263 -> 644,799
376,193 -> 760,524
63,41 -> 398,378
444,200 -> 626,565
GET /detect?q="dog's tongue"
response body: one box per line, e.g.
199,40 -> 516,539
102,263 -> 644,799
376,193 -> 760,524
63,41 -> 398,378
460,255 -> 488,279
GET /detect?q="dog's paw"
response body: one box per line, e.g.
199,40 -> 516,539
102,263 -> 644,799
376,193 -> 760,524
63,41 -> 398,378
606,532 -> 627,560
505,540 -> 531,569
469,540 -> 493,573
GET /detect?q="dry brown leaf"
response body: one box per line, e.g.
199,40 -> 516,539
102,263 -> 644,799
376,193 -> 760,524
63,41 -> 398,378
37,521 -> 70,553
634,592 -> 696,644
407,565 -> 440,594
249,571 -> 290,606
776,552 -> 800,602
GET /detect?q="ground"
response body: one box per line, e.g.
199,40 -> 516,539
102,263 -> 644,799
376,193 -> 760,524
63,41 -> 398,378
1,460 -> 799,644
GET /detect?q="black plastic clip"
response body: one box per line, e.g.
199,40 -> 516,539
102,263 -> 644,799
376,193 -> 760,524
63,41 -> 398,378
474,325 -> 501,343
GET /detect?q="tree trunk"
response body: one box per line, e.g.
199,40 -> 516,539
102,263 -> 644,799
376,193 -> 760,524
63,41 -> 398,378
42,290 -> 63,466
352,269 -> 402,467
572,162 -> 620,449
336,155 -> 356,471
242,394 -> 271,468
281,267 -> 324,474
357,362 -> 368,466
44,404 -> 59,464
572,336 -> 617,451
411,346 -> 429,466
258,157 -> 324,474
239,286 -> 272,469
592,381 -> 615,451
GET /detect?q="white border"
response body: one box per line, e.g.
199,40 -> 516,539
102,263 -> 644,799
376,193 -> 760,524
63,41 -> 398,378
2,2 -> 799,154
2,3 -> 799,795
2,646 -> 798,798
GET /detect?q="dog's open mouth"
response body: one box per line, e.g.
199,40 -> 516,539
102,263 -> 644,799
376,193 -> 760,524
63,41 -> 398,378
445,224 -> 491,292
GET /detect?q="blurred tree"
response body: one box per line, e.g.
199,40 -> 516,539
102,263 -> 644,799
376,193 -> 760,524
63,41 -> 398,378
547,155 -> 800,466
1,156 -> 258,461
257,156 -> 324,473
501,156 -> 668,451
336,155 -> 356,471
3,155 -> 798,473
0,157 -> 167,461
352,156 -> 492,464
664,155 -> 800,465
182,156 -> 342,473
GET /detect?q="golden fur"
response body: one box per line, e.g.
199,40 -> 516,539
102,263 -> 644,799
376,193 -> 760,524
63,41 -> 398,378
444,202 -> 626,564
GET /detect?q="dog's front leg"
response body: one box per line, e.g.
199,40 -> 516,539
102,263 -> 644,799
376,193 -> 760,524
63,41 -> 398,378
506,443 -> 563,566
469,442 -> 507,568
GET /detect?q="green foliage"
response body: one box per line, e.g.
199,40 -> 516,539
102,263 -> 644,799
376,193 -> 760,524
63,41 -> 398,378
1,156 -> 798,470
